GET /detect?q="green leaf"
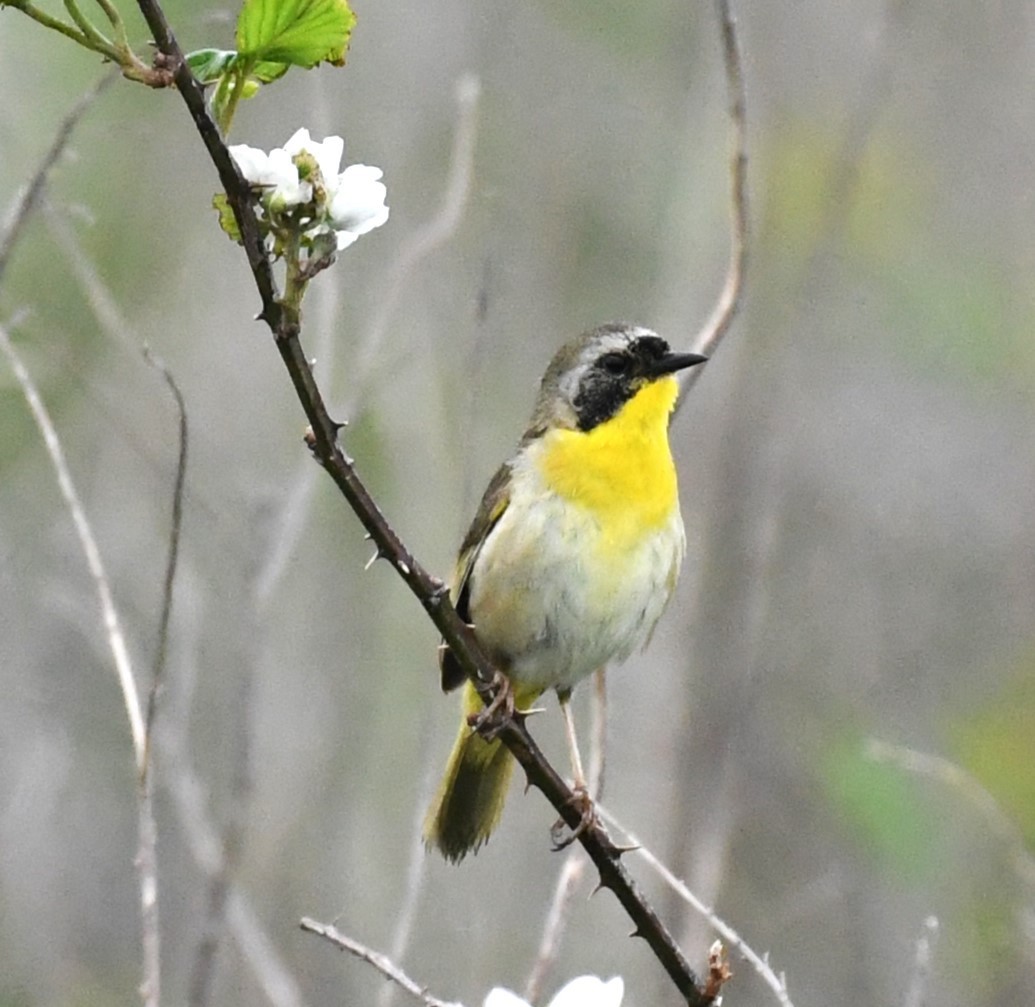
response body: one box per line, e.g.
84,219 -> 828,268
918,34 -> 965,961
185,48 -> 238,83
820,734 -> 941,881
251,59 -> 290,83
951,661 -> 1035,849
235,0 -> 355,68
187,49 -> 288,88
212,193 -> 243,244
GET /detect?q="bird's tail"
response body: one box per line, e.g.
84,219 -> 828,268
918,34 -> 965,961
424,679 -> 542,862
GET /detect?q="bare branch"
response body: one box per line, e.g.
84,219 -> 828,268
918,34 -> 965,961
523,856 -> 586,1005
587,667 -> 608,798
0,322 -> 158,1006
300,919 -> 464,1007
0,79 -> 172,1007
597,805 -> 796,1007
902,915 -> 939,1007
141,349 -> 188,752
678,0 -> 749,402
0,327 -> 146,760
42,199 -> 138,349
0,71 -> 115,285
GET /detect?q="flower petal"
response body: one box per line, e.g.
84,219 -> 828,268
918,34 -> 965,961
329,164 -> 389,235
229,144 -> 273,184
483,988 -> 531,1007
265,148 -> 310,207
334,230 -> 361,251
546,975 -> 624,1007
312,135 -> 345,187
283,129 -> 345,190
283,127 -> 313,155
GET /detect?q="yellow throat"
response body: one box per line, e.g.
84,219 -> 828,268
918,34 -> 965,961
537,374 -> 680,538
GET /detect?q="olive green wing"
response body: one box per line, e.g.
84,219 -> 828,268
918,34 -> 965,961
439,461 -> 512,692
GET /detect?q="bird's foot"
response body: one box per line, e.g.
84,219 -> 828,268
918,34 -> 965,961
550,784 -> 597,851
466,669 -> 515,740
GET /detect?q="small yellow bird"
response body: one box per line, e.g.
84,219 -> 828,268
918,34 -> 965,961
424,323 -> 706,861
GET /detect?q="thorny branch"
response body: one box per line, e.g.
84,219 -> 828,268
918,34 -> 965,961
131,0 -> 748,999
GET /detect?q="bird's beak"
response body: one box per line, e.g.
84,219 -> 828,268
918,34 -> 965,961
648,351 -> 708,377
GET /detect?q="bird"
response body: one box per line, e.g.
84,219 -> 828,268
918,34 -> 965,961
423,323 -> 706,862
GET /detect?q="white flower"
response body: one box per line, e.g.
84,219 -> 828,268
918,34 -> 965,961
484,975 -> 624,1007
227,128 -> 389,253
328,164 -> 390,249
282,127 -> 345,187
229,143 -> 311,208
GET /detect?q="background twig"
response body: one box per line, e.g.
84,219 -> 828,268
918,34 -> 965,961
142,348 -> 188,751
0,322 -> 158,1005
300,919 -> 464,1007
678,0 -> 748,402
0,79 -> 162,1007
598,805 -> 796,1007
522,669 -> 609,1005
902,915 -> 939,1007
0,71 -> 116,286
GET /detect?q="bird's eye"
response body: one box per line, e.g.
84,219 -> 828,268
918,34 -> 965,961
599,353 -> 630,376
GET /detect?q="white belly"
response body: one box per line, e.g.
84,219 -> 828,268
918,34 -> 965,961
466,476 -> 685,693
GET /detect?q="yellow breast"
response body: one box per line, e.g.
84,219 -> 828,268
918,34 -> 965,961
537,375 -> 680,550
465,374 -> 684,691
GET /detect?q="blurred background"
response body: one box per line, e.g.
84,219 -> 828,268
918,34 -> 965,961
2,1 -> 1034,1005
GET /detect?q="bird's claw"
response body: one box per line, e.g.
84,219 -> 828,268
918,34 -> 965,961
467,670 -> 515,740
549,784 -> 597,851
